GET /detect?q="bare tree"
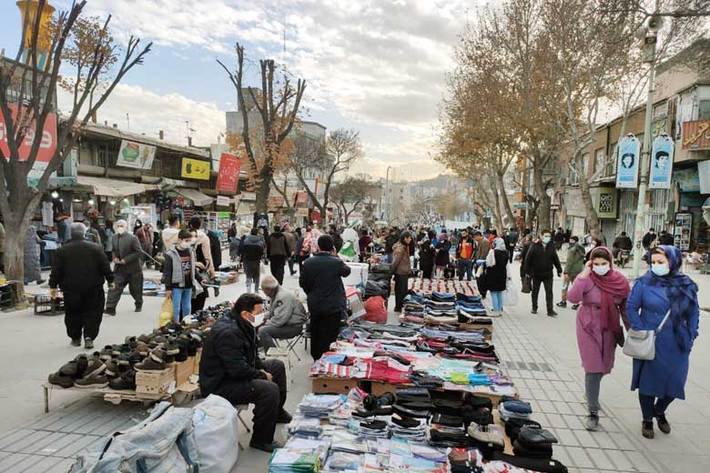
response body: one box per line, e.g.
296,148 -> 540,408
218,44 -> 305,213
0,0 -> 151,301
290,128 -> 362,222
330,177 -> 381,224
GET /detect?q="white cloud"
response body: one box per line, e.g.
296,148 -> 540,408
58,84 -> 225,147
48,0 -> 487,179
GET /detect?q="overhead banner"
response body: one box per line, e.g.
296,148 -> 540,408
649,134 -> 674,189
615,134 -> 641,189
181,157 -> 210,181
116,140 -> 156,170
216,152 -> 240,193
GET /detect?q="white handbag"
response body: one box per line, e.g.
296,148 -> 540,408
622,310 -> 671,360
485,249 -> 496,268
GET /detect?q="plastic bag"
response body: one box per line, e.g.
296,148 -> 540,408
504,279 -> 519,307
363,296 -> 387,324
339,241 -> 358,262
192,395 -> 239,473
159,298 -> 173,327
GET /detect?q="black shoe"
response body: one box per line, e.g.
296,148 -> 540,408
70,338 -> 81,347
84,338 -> 94,349
571,304 -> 580,310
547,311 -> 558,317
556,301 -> 567,308
109,369 -> 136,390
642,420 -> 654,439
530,309 -> 538,315
656,414 -> 671,434
48,372 -> 74,388
104,309 -> 116,316
249,441 -> 283,453
74,357 -> 108,389
135,348 -> 167,371
135,305 -> 142,313
276,409 -> 293,424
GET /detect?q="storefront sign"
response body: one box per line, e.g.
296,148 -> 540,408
216,195 -> 231,207
649,135 -> 674,189
681,120 -> 710,150
181,157 -> 210,180
267,195 -> 285,209
615,134 -> 640,189
116,140 -> 156,170
673,212 -> 693,251
673,168 -> 701,193
0,104 -> 57,164
216,152 -> 240,193
239,191 -> 256,201
592,187 -> 617,219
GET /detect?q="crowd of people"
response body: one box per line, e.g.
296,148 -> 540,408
16,210 -> 704,448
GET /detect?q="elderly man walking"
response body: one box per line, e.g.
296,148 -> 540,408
50,223 -> 113,349
104,219 -> 144,315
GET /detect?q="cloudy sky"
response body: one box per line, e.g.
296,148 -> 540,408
0,0 -> 486,180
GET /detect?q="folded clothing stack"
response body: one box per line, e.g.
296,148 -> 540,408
298,394 -> 345,418
504,417 -> 542,442
268,449 -> 320,473
358,419 -> 390,439
431,291 -> 456,303
490,452 -> 569,473
389,413 -> 428,442
429,423 -> 469,448
498,400 -> 533,422
409,370 -> 444,388
448,448 -> 485,473
512,425 -> 558,460
287,418 -> 323,438
467,423 -> 506,460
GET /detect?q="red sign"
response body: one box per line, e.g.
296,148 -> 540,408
216,152 -> 240,193
682,120 -> 710,151
0,104 -> 57,163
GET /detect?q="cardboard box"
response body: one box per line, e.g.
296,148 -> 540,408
135,367 -> 175,396
193,349 -> 202,374
174,358 -> 195,387
311,376 -> 357,395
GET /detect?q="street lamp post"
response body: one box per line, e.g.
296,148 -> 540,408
631,14 -> 661,279
385,166 -> 392,223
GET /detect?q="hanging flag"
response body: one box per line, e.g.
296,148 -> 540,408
615,134 -> 641,189
649,134 -> 674,189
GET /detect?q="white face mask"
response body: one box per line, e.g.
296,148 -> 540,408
116,226 -> 126,234
542,236 -> 551,244
178,240 -> 192,250
592,264 -> 610,276
652,263 -> 670,276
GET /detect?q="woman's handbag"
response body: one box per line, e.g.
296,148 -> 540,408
622,310 -> 671,360
521,275 -> 532,294
485,249 -> 496,268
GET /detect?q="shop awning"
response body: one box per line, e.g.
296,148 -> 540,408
175,188 -> 214,206
75,175 -> 156,197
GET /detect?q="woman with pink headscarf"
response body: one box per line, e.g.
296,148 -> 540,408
567,246 -> 630,432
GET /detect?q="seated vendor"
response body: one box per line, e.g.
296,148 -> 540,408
199,293 -> 292,453
259,276 -> 308,351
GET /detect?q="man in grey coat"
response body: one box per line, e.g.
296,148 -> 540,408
104,219 -> 144,315
258,276 -> 307,350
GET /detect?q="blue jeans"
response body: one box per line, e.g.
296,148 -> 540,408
172,287 -> 192,323
490,291 -> 503,311
457,259 -> 473,281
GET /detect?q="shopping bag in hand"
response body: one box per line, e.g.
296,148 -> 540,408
158,298 -> 173,327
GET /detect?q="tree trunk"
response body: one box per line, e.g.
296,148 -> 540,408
496,172 -> 515,227
3,229 -> 26,295
533,165 -> 551,231
578,174 -> 600,236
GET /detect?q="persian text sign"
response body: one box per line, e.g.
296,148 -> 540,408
181,157 -> 210,181
681,120 -> 710,150
216,152 -> 240,193
0,104 -> 57,164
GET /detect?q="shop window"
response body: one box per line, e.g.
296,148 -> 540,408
593,148 -> 605,177
607,142 -> 617,177
96,143 -> 112,167
699,100 -> 710,120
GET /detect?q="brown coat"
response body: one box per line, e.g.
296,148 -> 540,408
391,242 -> 411,275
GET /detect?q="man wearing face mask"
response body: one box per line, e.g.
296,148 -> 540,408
162,229 -> 201,322
558,236 -> 586,309
199,293 -> 290,453
104,219 -> 144,316
523,230 -> 563,316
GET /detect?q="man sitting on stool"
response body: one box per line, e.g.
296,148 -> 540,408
259,275 -> 307,352
199,293 -> 291,453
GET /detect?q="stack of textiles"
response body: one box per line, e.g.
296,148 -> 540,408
298,394 -> 345,418
402,294 -> 426,324
389,414 -> 428,442
287,418 -> 323,438
408,278 -> 478,296
456,293 -> 489,320
424,292 -> 459,324
498,400 -> 532,422
448,448 -> 485,473
268,450 -> 321,473
308,353 -> 369,379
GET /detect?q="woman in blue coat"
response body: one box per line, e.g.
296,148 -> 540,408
626,245 -> 699,439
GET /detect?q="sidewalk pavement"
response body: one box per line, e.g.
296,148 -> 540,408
0,260 -> 708,472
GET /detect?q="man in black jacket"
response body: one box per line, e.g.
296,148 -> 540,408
104,219 -> 144,315
267,225 -> 291,285
199,293 -> 290,453
49,223 -> 113,349
299,235 -> 351,360
523,230 -> 562,317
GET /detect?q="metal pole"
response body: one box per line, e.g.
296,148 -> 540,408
631,33 -> 657,279
385,166 -> 392,222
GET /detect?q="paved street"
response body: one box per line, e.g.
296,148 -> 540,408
0,258 -> 708,472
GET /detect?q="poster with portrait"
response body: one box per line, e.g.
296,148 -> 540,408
615,134 -> 641,189
673,212 -> 692,251
649,135 -> 674,189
